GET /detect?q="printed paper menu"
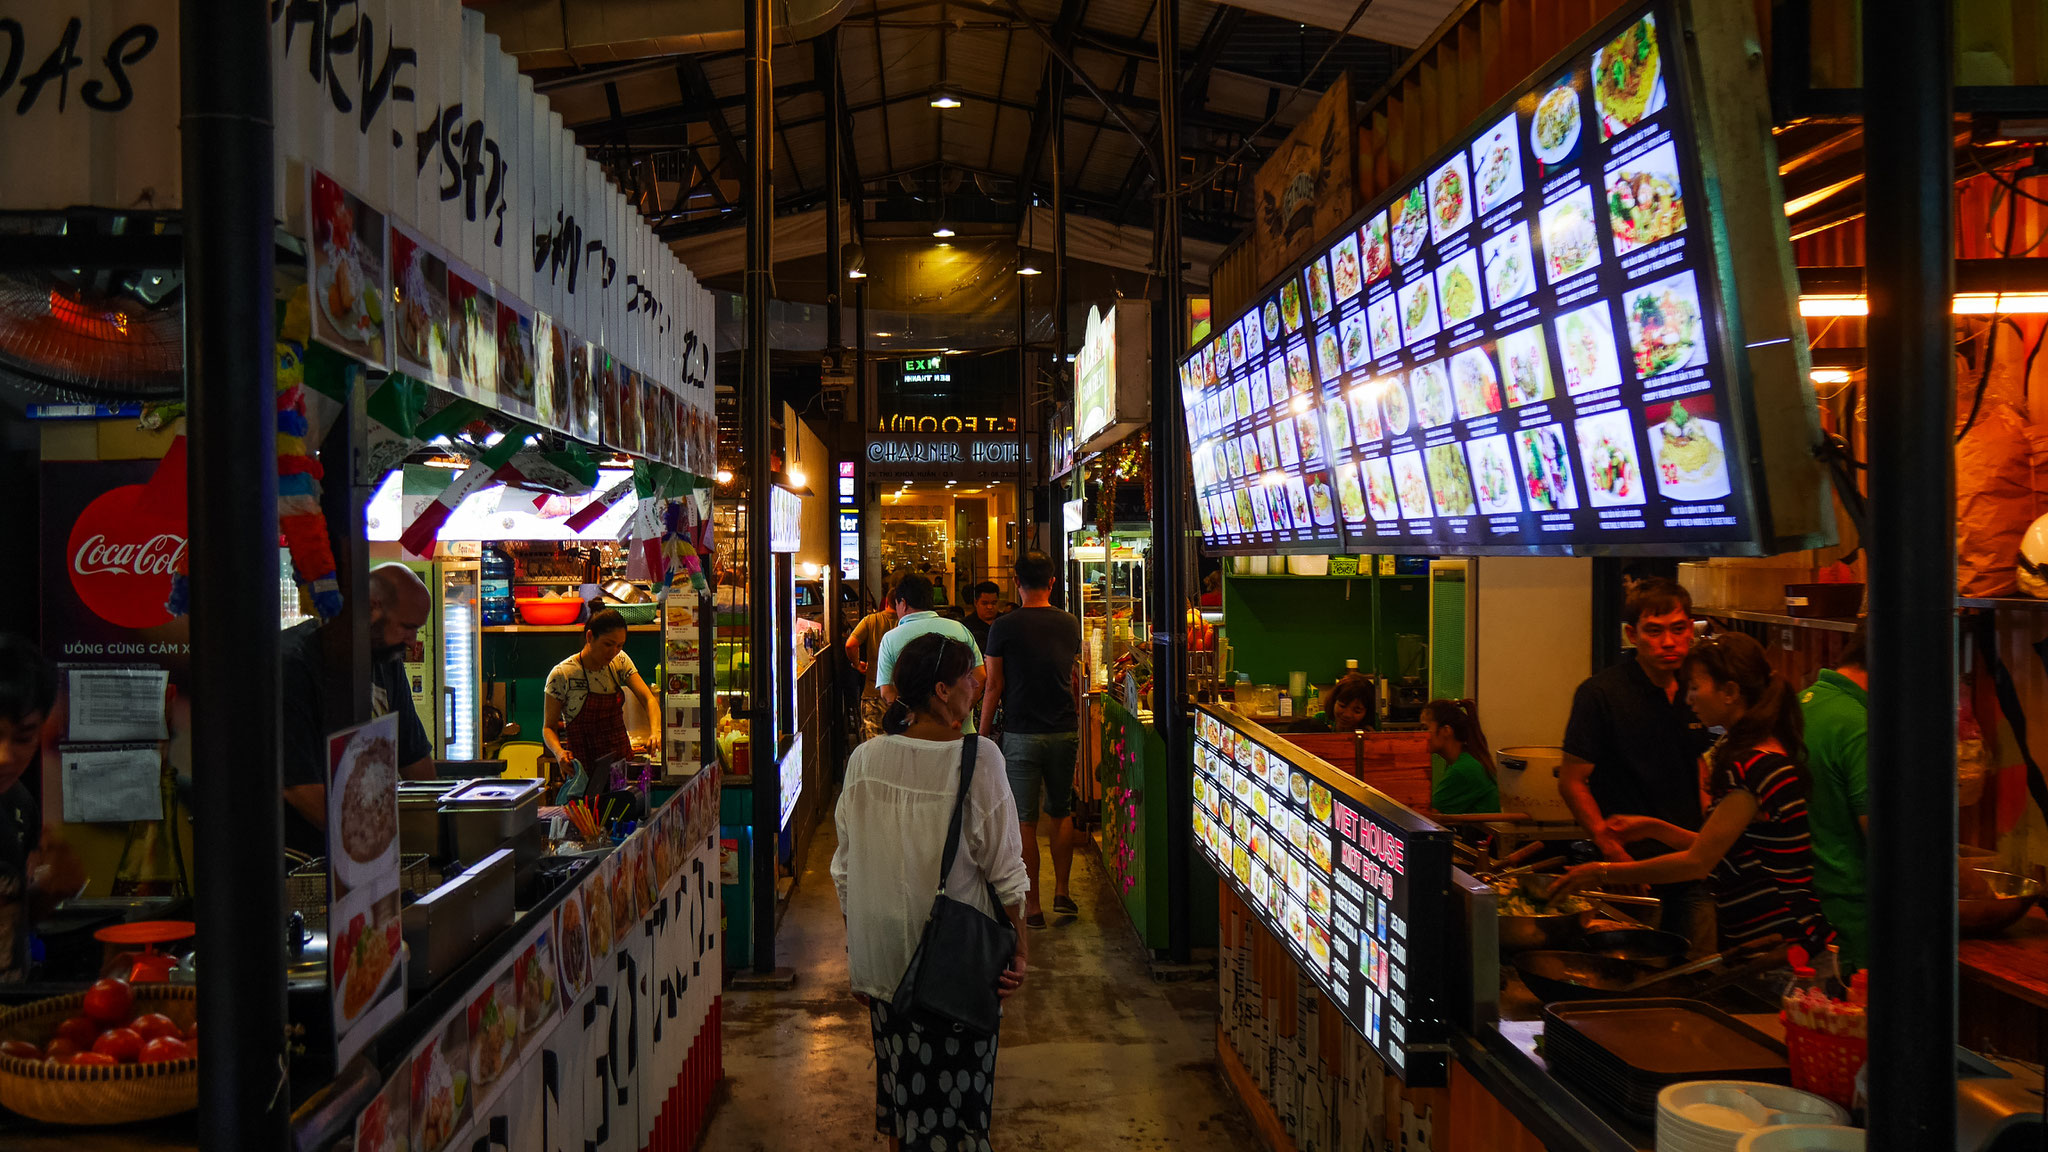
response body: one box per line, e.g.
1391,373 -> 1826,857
1181,0 -> 1753,555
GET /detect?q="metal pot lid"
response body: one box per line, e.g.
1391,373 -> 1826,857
439,777 -> 544,808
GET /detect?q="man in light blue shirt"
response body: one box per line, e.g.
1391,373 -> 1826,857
875,572 -> 983,732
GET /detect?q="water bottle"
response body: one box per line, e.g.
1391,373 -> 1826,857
482,545 -> 515,626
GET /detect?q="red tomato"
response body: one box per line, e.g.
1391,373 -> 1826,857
91,1027 -> 144,1063
0,1040 -> 42,1061
82,978 -> 135,1026
68,1051 -> 118,1066
130,1013 -> 181,1042
53,1016 -> 99,1049
139,1037 -> 192,1065
43,1038 -> 80,1063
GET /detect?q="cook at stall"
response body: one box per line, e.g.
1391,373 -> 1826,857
1554,631 -> 1840,968
0,636 -> 83,983
1559,578 -> 1715,953
1420,698 -> 1500,815
542,607 -> 660,776
281,564 -> 436,857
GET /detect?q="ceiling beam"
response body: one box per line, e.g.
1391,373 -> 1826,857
995,0 -> 1157,178
1115,4 -> 1244,217
1013,0 -> 1091,197
678,58 -> 752,187
872,0 -> 897,174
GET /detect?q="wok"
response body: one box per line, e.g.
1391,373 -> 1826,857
1581,926 -> 1689,970
1498,907 -> 1594,953
1960,870 -> 2042,936
1514,949 -> 1728,1003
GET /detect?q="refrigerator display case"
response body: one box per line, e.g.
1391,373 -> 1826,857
1069,531 -> 1149,694
439,561 -> 481,761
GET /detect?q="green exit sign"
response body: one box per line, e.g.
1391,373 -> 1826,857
903,356 -> 945,373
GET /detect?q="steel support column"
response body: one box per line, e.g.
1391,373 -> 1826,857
745,0 -> 779,975
821,28 -> 845,356
1863,0 -> 1956,1146
1151,0 -> 1192,964
1050,71 -> 1071,607
182,1 -> 285,1146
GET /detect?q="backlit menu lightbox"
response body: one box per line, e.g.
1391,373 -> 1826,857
1181,0 -> 1826,557
1192,706 -> 1451,1078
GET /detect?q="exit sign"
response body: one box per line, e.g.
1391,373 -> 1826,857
903,356 -> 944,373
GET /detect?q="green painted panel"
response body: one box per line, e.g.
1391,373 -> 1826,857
1430,570 -> 1467,699
1376,577 -> 1431,685
1222,573 -> 1377,686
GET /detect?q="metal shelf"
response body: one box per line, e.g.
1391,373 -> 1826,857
1959,597 -> 2048,611
1695,606 -> 1859,634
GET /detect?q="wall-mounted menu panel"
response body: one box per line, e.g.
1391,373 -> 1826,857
1192,706 -> 1451,1080
1181,0 -> 1827,557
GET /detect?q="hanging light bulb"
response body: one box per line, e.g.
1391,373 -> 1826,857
929,91 -> 962,108
932,225 -> 955,239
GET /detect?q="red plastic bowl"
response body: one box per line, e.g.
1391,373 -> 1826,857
516,598 -> 583,626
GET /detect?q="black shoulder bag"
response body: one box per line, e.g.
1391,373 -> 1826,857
890,735 -> 1018,1037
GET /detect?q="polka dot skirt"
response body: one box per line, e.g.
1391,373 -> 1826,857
869,1000 -> 998,1151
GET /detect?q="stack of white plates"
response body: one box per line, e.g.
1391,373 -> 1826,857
1655,1082 -> 1851,1152
1734,1126 -> 1864,1151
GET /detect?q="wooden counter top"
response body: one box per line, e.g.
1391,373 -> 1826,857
1959,906 -> 2048,1009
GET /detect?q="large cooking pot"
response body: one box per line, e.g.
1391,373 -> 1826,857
1960,870 -> 2043,936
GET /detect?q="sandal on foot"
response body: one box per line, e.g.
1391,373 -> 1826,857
1051,895 -> 1080,916
1025,911 -> 1048,929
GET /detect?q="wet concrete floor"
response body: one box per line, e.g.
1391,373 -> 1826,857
701,814 -> 1257,1150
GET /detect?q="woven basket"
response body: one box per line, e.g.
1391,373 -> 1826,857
0,985 -> 198,1125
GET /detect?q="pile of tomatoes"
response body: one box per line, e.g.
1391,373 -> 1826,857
0,978 -> 196,1068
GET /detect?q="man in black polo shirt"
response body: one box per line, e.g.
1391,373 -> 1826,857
1561,578 -> 1715,953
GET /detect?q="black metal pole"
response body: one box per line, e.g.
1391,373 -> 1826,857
820,29 -> 844,358
1050,70 -> 1070,612
746,0 -> 779,975
1152,0 -> 1192,965
182,1 -> 285,1147
1018,259 -> 1030,566
1863,0 -> 1955,1146
857,278 -> 872,603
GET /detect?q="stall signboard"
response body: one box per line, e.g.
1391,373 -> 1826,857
1192,706 -> 1452,1080
1180,0 -> 1828,557
0,1 -> 719,475
1075,300 -> 1152,452
770,486 -> 804,553
778,732 -> 804,832
328,713 -> 407,1069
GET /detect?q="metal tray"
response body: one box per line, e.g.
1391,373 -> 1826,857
1542,997 -> 1788,1082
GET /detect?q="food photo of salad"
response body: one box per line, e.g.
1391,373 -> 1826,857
1605,139 -> 1687,254
1594,14 -> 1666,140
1398,277 -> 1441,348
1363,456 -> 1400,521
1482,221 -> 1536,310
1335,461 -> 1369,522
1368,294 -> 1402,361
1540,186 -> 1602,283
1450,347 -> 1504,421
1466,434 -> 1524,516
1347,383 -> 1385,444
1428,152 -> 1474,243
1574,409 -> 1647,507
1426,444 -> 1478,517
1407,360 -> 1455,429
1392,450 -> 1434,520
1482,330 -> 1544,411
1530,77 -> 1583,166
1470,110 -> 1527,217
1324,395 -> 1355,452
1390,182 -> 1431,264
1515,423 -> 1581,512
1625,269 -> 1706,378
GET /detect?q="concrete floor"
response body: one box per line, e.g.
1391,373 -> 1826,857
701,815 -> 1257,1150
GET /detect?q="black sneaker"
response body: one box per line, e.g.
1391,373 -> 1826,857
1051,895 -> 1079,916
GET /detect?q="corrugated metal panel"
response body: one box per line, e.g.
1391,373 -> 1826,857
1228,0 -> 1460,50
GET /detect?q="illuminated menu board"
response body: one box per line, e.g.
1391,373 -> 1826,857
1182,0 -> 1798,557
1192,707 -> 1451,1078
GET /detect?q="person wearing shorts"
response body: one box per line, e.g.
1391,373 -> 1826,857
980,551 -> 1083,928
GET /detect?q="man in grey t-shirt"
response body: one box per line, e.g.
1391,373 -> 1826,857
980,551 -> 1082,927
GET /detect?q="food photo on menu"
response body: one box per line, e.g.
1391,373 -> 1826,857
1398,276 -> 1441,348
1305,471 -> 1339,527
1645,396 -> 1733,501
1539,185 -> 1603,283
1335,461 -> 1369,522
1331,233 -> 1364,303
1287,343 -> 1317,395
1390,182 -> 1431,265
1554,298 -> 1625,396
1340,309 -> 1373,371
1529,75 -> 1584,170
1315,325 -> 1345,382
1575,407 -> 1648,508
1324,395 -> 1355,452
1363,456 -> 1399,522
1245,310 -> 1266,360
1380,372 -> 1414,436
1295,410 -> 1326,465
1594,13 -> 1666,141
1408,360 -> 1456,429
1361,212 -> 1393,285
1435,249 -> 1484,328
1625,269 -> 1708,379
1482,221 -> 1537,310
1470,110 -> 1527,218
1281,278 -> 1306,331
1368,294 -> 1403,361
1426,443 -> 1479,518
1391,450 -> 1434,520
1496,324 -> 1556,407
1450,346 -> 1505,421
1428,152 -> 1474,244
1467,433 -> 1525,516
1306,255 -> 1336,319
1348,381 -> 1386,443
1605,138 -> 1687,254
1262,298 -> 1283,343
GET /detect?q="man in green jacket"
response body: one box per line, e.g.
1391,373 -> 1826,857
1799,631 -> 1868,972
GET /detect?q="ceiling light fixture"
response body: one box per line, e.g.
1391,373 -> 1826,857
1018,259 -> 1041,275
1810,368 -> 1853,384
716,469 -> 734,484
930,91 -> 962,109
1796,291 -> 2048,317
847,267 -> 867,279
933,226 -> 955,238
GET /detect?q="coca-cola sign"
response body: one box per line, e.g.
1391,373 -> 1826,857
66,485 -> 184,630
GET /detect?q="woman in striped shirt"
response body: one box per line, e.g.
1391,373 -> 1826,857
1554,631 -> 1837,960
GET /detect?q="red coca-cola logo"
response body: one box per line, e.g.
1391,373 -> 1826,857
67,485 -> 185,630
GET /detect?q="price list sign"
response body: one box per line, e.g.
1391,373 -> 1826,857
1180,0 -> 1821,557
1192,707 -> 1452,1078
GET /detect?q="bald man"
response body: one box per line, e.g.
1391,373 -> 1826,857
280,563 -> 437,857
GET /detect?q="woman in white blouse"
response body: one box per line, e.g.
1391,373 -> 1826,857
832,633 -> 1030,1152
